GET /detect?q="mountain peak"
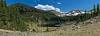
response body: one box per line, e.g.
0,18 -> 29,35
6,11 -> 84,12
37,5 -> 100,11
57,9 -> 86,17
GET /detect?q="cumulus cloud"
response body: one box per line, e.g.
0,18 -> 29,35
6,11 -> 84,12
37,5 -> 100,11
34,4 -> 61,12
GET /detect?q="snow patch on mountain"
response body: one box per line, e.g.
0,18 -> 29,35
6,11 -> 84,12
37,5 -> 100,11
58,9 -> 86,17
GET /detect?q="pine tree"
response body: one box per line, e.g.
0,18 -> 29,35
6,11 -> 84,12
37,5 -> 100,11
93,4 -> 96,17
0,0 -> 9,29
97,3 -> 100,15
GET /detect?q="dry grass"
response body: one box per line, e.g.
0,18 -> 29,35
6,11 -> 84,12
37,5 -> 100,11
33,22 -> 100,36
0,22 -> 100,36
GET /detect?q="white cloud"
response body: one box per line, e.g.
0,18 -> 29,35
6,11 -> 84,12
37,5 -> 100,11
57,2 -> 62,4
34,4 -> 61,12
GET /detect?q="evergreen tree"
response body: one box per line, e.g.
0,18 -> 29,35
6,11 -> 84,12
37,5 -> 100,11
97,3 -> 100,15
0,0 -> 9,29
92,4 -> 96,17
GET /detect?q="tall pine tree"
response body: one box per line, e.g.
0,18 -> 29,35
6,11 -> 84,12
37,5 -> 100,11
97,3 -> 100,15
0,0 -> 10,29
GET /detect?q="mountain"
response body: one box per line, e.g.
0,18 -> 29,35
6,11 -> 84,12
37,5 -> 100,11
0,0 -> 100,32
8,3 -> 63,27
58,9 -> 86,17
46,10 -> 62,16
8,3 -> 58,18
68,9 -> 85,15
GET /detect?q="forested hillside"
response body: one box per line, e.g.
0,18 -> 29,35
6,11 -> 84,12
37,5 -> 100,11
0,0 -> 100,32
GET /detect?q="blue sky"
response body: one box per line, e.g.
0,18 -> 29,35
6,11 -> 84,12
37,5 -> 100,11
6,0 -> 100,12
